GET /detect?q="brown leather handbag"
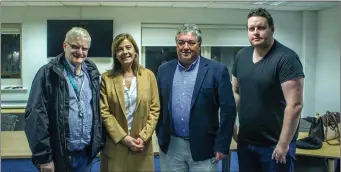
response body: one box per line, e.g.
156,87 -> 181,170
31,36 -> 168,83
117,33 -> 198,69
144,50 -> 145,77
320,111 -> 340,145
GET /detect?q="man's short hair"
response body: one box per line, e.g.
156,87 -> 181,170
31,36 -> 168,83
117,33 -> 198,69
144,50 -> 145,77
64,27 -> 91,46
175,24 -> 202,45
247,8 -> 274,27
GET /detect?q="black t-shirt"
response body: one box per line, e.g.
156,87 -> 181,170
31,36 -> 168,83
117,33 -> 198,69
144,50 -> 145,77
232,40 -> 305,146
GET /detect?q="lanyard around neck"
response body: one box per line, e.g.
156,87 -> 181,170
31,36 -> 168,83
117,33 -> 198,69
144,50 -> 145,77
63,61 -> 84,99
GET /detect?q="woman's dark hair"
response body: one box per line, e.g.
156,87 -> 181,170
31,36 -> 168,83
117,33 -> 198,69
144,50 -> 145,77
111,33 -> 140,75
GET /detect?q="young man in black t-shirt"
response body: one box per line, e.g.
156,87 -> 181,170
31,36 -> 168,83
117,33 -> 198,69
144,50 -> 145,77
232,8 -> 305,172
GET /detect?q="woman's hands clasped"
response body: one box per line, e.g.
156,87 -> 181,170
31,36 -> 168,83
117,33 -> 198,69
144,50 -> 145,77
122,136 -> 145,152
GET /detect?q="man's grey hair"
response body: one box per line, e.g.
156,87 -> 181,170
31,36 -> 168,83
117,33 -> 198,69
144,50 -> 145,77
175,24 -> 202,44
64,27 -> 91,46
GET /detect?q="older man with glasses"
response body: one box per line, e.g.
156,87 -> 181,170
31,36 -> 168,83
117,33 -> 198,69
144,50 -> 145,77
24,27 -> 105,172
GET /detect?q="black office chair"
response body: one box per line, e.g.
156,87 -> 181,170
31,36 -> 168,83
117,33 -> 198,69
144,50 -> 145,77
1,114 -> 19,131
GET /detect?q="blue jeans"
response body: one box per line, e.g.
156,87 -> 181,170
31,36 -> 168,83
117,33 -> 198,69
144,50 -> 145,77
237,140 -> 296,172
69,150 -> 92,172
336,159 -> 340,172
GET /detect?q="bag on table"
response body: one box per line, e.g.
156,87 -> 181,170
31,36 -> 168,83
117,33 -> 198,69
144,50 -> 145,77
320,111 -> 340,145
308,111 -> 340,145
297,116 -> 324,149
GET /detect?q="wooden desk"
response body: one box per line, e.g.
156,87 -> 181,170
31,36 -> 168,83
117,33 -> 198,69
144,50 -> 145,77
1,131 -> 160,159
2,130 -> 339,172
296,132 -> 339,172
1,107 -> 27,158
296,132 -> 340,159
1,131 -> 31,159
229,132 -> 340,157
3,131 -> 339,159
225,132 -> 340,172
1,108 -> 25,114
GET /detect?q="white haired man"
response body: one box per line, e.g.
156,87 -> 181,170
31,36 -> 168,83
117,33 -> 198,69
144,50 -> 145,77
24,27 -> 105,172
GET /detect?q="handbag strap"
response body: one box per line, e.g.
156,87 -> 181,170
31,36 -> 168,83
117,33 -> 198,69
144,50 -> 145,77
325,111 -> 340,145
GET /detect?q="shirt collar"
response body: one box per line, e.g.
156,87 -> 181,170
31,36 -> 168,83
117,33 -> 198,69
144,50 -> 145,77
65,58 -> 86,76
178,56 -> 200,71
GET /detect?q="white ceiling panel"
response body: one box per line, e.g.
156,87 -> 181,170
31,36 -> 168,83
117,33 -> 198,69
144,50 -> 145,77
9,0 -> 61,2
0,2 -> 27,6
213,1 -> 254,5
61,0 -> 100,1
267,1 -> 288,6
272,5 -> 309,11
207,3 -> 249,8
208,3 -> 277,9
244,4 -> 278,9
25,2 -> 63,6
303,7 -> 325,11
251,0 -> 273,5
0,0 -> 338,11
285,1 -> 339,7
137,2 -> 173,7
172,2 -> 211,8
138,0 -> 212,1
61,1 -> 100,6
99,2 -> 136,6
113,0 -> 212,1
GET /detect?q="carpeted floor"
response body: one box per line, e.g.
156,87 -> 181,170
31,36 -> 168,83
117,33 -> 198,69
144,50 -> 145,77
1,152 -> 239,172
3,152 -> 338,172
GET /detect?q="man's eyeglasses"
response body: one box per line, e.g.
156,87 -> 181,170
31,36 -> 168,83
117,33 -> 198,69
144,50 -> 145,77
66,42 -> 89,52
177,40 -> 198,47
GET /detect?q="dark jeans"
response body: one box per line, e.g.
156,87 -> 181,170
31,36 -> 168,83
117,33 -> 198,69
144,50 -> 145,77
335,159 -> 340,172
69,149 -> 92,172
237,140 -> 296,172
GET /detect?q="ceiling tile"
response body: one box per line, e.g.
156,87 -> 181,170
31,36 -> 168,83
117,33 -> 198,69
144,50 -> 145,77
0,2 -> 27,6
246,4 -> 278,9
99,2 -> 136,6
61,1 -> 100,6
304,7 -> 324,11
24,2 -> 63,6
137,2 -> 173,7
12,0 -> 59,1
213,1 -> 254,5
272,5 -> 307,11
208,3 -> 277,9
172,2 -> 211,8
208,3 -> 246,8
285,1 -> 339,7
251,0 -> 273,5
144,0 -> 212,1
267,1 -> 289,6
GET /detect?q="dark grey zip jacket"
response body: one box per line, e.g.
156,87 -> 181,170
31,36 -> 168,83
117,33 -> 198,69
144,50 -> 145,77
24,53 -> 105,172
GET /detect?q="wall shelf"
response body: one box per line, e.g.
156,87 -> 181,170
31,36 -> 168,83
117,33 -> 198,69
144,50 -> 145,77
1,88 -> 27,93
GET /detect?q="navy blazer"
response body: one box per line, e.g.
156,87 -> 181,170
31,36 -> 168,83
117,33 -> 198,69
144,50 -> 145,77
156,56 -> 237,161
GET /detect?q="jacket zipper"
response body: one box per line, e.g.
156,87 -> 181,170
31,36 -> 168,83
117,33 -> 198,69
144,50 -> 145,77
90,74 -> 99,157
62,79 -> 68,172
55,67 -> 68,172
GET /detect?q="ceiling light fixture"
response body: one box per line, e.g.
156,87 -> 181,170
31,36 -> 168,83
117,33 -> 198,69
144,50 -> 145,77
269,1 -> 286,6
253,1 -> 267,5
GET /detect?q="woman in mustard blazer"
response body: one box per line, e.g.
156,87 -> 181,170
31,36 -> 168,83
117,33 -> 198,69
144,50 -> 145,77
100,33 -> 160,171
